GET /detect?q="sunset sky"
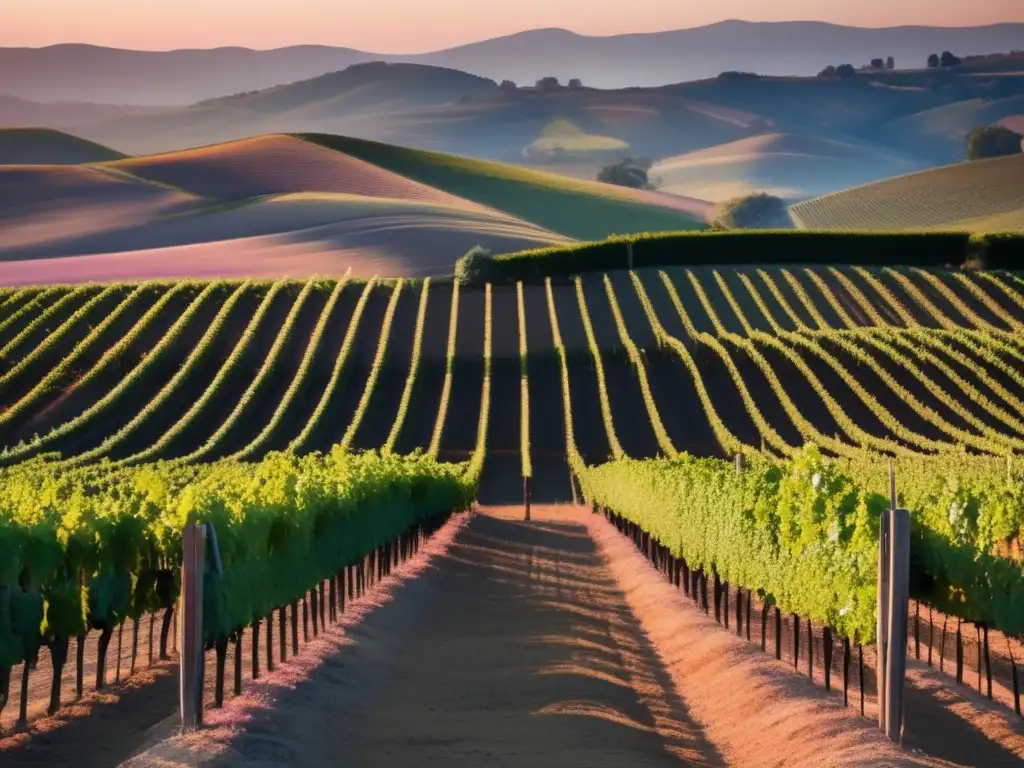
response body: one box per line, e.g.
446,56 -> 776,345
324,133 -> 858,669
4,0 -> 1022,51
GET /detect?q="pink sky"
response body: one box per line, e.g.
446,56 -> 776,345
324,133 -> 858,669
3,0 -> 1022,51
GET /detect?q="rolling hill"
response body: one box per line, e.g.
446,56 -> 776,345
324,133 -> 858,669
0,132 -> 710,283
881,94 -> 1024,162
789,153 -> 1024,231
0,127 -> 127,164
3,22 -> 1023,103
651,132 -> 921,202
299,133 -> 710,239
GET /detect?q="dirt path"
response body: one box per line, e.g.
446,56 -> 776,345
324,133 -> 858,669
123,506 -> 723,767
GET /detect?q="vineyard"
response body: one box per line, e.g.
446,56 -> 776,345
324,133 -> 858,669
790,153 -> 1024,231
2,262 -> 1024,751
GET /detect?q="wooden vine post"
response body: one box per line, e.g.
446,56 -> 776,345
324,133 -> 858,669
524,476 -> 531,521
877,463 -> 911,745
179,522 -> 206,733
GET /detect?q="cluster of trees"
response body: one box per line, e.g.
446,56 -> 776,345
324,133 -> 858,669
526,77 -> 584,92
927,51 -> 962,68
818,56 -> 895,78
966,125 -> 1024,160
596,157 -> 654,189
817,64 -> 857,79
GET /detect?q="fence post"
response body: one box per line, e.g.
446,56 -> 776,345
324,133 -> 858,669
735,453 -> 743,474
524,476 -> 531,521
885,508 -> 911,744
877,506 -> 890,730
179,522 -> 206,733
877,461 -> 896,731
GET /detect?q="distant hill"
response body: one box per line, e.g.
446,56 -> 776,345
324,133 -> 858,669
651,132 -> 920,202
0,127 -> 126,164
2,22 -> 1023,105
789,153 -> 1024,231
881,95 -> 1024,162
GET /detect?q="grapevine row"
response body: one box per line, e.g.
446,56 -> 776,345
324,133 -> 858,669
126,282 -> 286,464
0,285 -> 152,427
1,282 -> 208,462
65,281 -> 252,467
428,281 -> 460,459
574,277 -> 624,460
383,278 -> 432,455
235,274 -> 350,460
465,283 -> 492,485
545,277 -> 584,474
340,280 -> 406,451
517,281 -> 532,479
629,272 -> 740,455
602,275 -> 676,458
289,279 -> 377,454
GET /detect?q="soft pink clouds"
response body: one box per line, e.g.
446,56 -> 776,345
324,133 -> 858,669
2,0 -> 1021,51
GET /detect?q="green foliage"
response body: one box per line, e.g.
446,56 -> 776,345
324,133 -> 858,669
583,446 -> 1024,641
454,246 -> 495,287
581,446 -> 882,641
0,451 -> 474,664
840,453 -> 1024,636
711,193 -> 792,229
966,125 -> 1023,161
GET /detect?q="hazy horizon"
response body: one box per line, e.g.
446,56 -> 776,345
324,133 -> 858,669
4,1 -> 1023,52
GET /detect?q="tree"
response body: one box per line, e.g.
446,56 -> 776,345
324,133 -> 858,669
886,56 -> 895,70
568,78 -> 583,90
711,193 -> 792,229
966,125 -> 1023,160
817,65 -> 837,78
454,246 -> 494,287
597,158 -> 650,189
927,53 -> 940,68
535,76 -> 561,92
940,51 -> 961,67
835,64 -> 856,79
499,79 -> 517,91
870,58 -> 885,69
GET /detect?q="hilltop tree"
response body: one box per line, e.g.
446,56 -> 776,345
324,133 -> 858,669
499,79 -> 517,91
535,76 -> 561,92
870,58 -> 885,69
597,158 -> 650,189
835,64 -> 856,79
966,125 -> 1024,160
568,78 -> 583,90
817,65 -> 838,78
711,193 -> 792,229
940,51 -> 961,67
927,53 -> 940,68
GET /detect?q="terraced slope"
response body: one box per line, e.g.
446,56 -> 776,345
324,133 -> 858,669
790,154 -> 1024,231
